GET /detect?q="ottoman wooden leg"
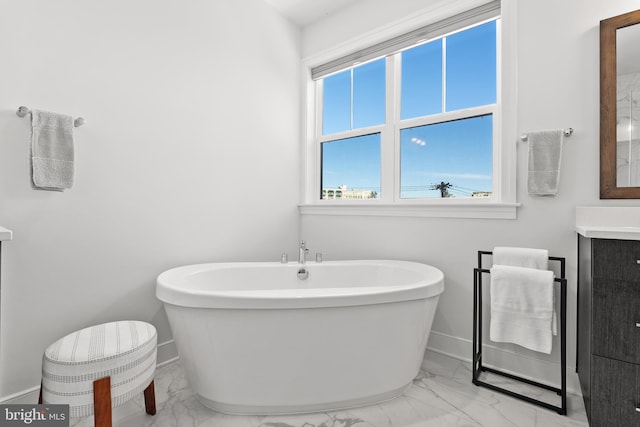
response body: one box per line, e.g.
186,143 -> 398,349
143,380 -> 157,415
93,376 -> 112,427
38,381 -> 43,404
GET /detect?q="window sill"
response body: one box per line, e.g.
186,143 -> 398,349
298,201 -> 520,219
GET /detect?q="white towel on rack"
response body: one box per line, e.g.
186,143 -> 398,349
527,129 -> 564,196
493,247 -> 549,270
31,109 -> 75,191
489,265 -> 555,354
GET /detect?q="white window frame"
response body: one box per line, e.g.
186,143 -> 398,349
300,0 -> 519,219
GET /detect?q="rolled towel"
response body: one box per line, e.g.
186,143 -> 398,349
489,265 -> 555,354
527,129 -> 564,196
493,247 -> 548,270
31,109 -> 75,191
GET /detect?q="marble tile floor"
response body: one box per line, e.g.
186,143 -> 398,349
71,351 -> 588,427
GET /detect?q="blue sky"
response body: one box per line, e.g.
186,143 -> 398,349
400,115 -> 493,198
321,20 -> 496,199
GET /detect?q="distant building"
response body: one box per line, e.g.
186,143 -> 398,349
471,191 -> 492,198
322,185 -> 377,199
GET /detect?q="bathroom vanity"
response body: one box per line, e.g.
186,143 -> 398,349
576,208 -> 640,425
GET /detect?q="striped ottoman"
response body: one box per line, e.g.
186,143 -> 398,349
39,320 -> 157,427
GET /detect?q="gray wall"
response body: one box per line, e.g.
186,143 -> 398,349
301,0 -> 640,390
0,0 -> 301,398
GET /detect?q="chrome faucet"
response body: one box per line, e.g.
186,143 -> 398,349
299,240 -> 309,264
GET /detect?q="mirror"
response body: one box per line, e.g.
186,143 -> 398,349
600,9 -> 640,198
616,24 -> 640,187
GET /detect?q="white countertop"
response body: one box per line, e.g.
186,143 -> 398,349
0,226 -> 12,242
575,225 -> 640,240
575,207 -> 640,240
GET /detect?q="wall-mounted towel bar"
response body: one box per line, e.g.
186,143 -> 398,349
520,128 -> 572,142
16,106 -> 85,127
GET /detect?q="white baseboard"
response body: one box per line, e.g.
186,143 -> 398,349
0,339 -> 180,404
0,386 -> 41,405
156,339 -> 179,367
426,330 -> 581,396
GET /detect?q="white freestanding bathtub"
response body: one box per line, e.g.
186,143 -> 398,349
156,260 -> 444,415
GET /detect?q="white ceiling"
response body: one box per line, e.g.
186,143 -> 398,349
264,0 -> 360,27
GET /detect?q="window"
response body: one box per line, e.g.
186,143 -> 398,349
400,115 -> 493,199
321,133 -> 381,199
399,20 -> 496,199
320,58 -> 385,200
302,1 -> 518,218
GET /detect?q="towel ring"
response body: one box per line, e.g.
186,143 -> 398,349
16,106 -> 85,128
520,128 -> 573,143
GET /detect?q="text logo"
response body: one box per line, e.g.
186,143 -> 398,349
0,405 -> 69,426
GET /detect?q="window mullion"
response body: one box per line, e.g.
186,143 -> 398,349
392,53 -> 403,203
350,69 -> 354,130
318,125 -> 386,144
442,37 -> 447,113
398,104 -> 497,130
312,78 -> 324,203
379,56 -> 396,203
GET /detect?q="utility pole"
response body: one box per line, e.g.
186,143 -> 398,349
431,181 -> 452,198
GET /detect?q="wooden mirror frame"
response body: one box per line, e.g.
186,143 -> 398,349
600,9 -> 640,198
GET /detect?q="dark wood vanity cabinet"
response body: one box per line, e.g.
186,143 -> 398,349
578,236 -> 640,426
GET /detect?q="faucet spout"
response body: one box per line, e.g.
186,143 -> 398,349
299,240 -> 309,264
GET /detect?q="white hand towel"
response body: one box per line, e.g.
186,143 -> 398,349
527,129 -> 563,196
489,265 -> 555,354
493,247 -> 549,270
491,246 -> 556,351
31,109 -> 75,191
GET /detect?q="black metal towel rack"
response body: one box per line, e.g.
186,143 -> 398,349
472,250 -> 567,416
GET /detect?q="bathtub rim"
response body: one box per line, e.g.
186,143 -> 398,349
156,259 -> 444,310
